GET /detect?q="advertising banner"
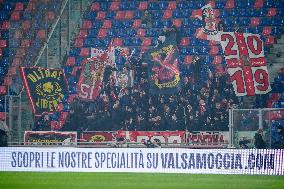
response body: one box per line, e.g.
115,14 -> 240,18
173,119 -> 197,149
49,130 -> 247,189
116,131 -> 185,144
0,147 -> 283,175
187,131 -> 229,146
24,131 -> 77,146
79,131 -> 115,144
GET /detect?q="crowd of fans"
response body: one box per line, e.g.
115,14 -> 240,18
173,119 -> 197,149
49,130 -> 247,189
61,55 -> 239,132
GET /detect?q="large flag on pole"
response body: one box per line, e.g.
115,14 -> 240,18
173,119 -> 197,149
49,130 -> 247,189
220,32 -> 271,96
20,67 -> 68,115
77,46 -> 110,101
77,44 -> 131,101
192,2 -> 221,42
144,30 -> 181,94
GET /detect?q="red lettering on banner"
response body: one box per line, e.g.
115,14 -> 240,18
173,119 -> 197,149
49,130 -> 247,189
247,35 -> 263,55
187,132 -> 226,145
221,34 -> 238,56
243,66 -> 255,96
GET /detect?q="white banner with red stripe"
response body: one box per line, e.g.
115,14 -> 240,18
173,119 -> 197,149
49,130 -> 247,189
220,32 -> 271,96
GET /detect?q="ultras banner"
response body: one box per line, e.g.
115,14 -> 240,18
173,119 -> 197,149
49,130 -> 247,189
220,32 -> 271,96
0,147 -> 283,175
24,131 -> 77,146
20,67 -> 68,115
144,30 -> 181,94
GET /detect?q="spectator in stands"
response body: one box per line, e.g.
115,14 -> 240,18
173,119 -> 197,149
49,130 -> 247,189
272,125 -> 284,149
34,114 -> 50,131
0,121 -> 8,147
253,129 -> 266,149
141,10 -> 153,28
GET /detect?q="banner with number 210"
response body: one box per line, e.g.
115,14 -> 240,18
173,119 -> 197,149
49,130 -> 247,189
220,32 -> 271,96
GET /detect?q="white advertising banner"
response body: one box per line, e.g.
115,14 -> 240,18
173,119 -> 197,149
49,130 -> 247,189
0,148 -> 283,175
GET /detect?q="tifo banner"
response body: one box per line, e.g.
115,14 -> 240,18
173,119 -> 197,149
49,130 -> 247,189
144,30 -> 181,94
0,148 -> 283,175
193,2 -> 221,41
114,70 -> 134,88
24,131 -> 77,145
220,32 -> 271,96
77,58 -> 106,101
78,46 -> 128,101
187,131 -> 229,146
79,131 -> 115,144
116,131 -> 185,144
20,67 -> 68,115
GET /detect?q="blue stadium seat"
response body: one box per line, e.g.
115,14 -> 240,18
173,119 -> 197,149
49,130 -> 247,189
236,0 -> 255,8
116,56 -> 126,65
123,37 -> 133,46
132,38 -> 142,46
88,28 -> 98,38
200,46 -> 210,55
182,9 -> 191,17
158,1 -> 168,9
215,1 -> 226,9
64,66 -> 72,75
112,20 -> 122,28
122,20 -> 133,28
180,47 -> 189,55
152,10 -> 163,19
91,21 -> 102,29
83,38 -> 93,47
126,28 -> 136,37
195,1 -> 205,8
9,39 -> 20,48
177,1 -> 188,9
260,17 -> 272,26
1,30 -> 9,39
134,11 -> 143,19
69,48 -> 80,56
105,11 -> 115,19
3,3 -> 14,11
100,2 -> 109,11
263,0 -> 275,8
271,26 -> 281,35
272,17 -> 284,26
75,57 -> 84,66
0,11 -> 10,21
148,2 -> 159,10
107,29 -> 117,38
101,38 -> 111,47
181,19 -> 192,28
152,20 -> 163,28
238,9 -> 252,17
84,11 -> 97,19
192,19 -> 203,28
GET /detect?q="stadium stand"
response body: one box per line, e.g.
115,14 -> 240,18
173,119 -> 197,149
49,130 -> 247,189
0,0 -> 61,121
47,0 -> 284,133
0,0 -> 283,148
